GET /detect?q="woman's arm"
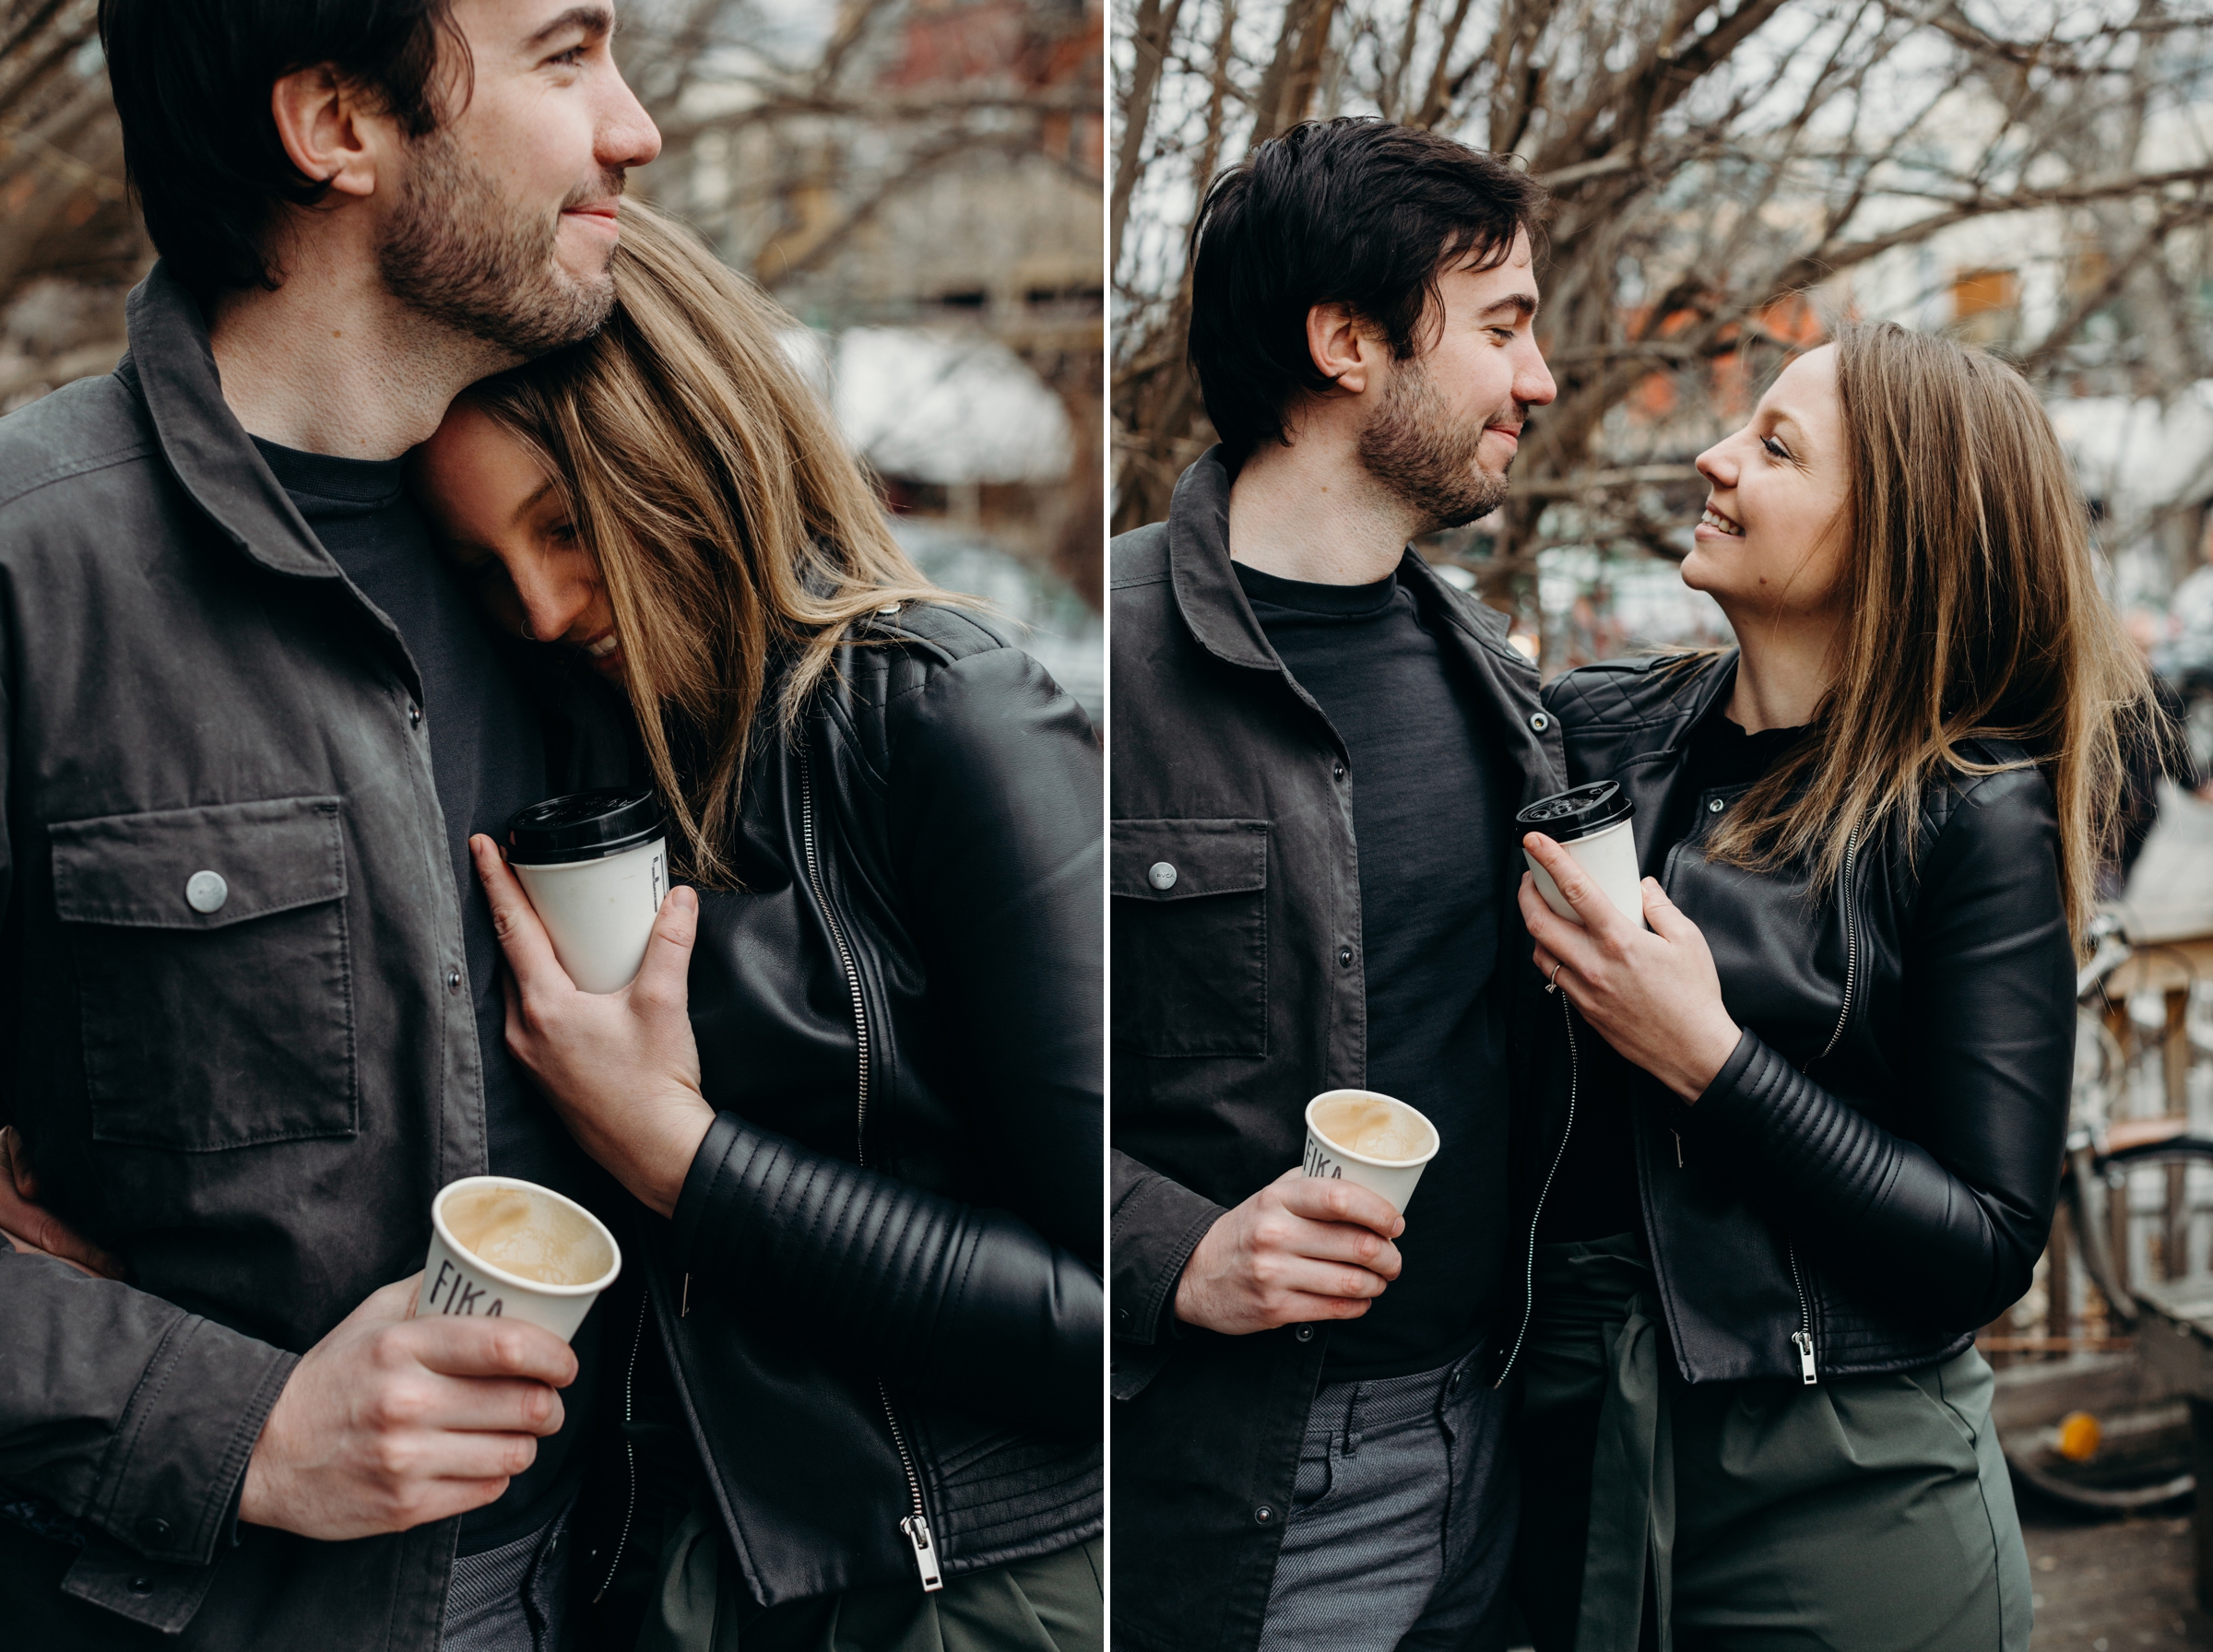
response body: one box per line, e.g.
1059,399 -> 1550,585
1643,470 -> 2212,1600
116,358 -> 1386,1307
1521,768 -> 2074,1330
1679,769 -> 2073,1328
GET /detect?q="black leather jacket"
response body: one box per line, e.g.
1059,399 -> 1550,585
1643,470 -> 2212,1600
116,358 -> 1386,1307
1519,651 -> 2073,1386
602,605 -> 1102,1609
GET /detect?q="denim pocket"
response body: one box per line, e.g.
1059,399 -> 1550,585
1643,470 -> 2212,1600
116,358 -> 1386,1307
51,796 -> 357,1151
1109,819 -> 1268,1057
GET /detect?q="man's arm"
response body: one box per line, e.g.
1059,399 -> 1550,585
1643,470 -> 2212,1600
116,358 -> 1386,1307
1112,1153 -> 1403,1345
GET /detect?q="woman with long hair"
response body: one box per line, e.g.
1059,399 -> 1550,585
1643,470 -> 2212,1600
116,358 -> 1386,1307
409,201 -> 1101,1651
1505,324 -> 2142,1649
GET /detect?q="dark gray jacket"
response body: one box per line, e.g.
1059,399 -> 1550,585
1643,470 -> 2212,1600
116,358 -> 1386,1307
1107,451 -> 1564,1652
0,266 -> 627,1646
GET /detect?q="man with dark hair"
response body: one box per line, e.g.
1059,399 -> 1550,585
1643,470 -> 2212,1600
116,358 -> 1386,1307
0,3 -> 658,1647
1110,117 -> 1565,1651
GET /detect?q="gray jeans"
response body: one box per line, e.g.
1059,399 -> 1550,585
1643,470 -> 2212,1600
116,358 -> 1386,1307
442,1505 -> 574,1652
1257,1346 -> 1517,1652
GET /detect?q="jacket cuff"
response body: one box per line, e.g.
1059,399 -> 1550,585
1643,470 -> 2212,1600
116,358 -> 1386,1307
1110,1173 -> 1225,1347
672,1111 -> 746,1263
1690,1026 -> 1765,1121
89,1312 -> 298,1569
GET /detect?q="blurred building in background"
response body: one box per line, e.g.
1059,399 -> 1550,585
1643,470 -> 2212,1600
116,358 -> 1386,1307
0,0 -> 1102,720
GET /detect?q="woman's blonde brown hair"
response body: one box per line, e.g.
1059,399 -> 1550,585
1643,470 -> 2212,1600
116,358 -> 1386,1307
1706,321 -> 2153,939
465,201 -> 953,887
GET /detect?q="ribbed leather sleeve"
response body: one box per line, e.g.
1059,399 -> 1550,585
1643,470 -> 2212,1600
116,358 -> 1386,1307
1683,767 -> 2075,1331
676,1112 -> 1100,1434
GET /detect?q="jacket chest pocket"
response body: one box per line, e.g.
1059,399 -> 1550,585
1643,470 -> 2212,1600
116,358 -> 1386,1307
50,796 -> 358,1151
1111,819 -> 1268,1057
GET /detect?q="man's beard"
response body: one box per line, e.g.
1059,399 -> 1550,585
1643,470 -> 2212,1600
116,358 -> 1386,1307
377,126 -> 619,359
1355,357 -> 1514,534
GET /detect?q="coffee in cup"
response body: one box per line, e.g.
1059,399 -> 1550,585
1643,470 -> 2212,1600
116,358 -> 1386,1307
1517,781 -> 1647,931
506,788 -> 669,993
1301,1090 -> 1440,1215
417,1175 -> 621,1343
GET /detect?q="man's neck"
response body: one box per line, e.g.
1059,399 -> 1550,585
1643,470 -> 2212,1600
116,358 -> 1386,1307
207,239 -> 519,463
1225,434 -> 1419,586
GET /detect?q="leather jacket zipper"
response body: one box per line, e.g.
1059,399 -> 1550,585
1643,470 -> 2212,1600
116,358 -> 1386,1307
590,1290 -> 652,1602
1785,827 -> 1861,1386
798,743 -> 942,1593
1497,987 -> 1580,1387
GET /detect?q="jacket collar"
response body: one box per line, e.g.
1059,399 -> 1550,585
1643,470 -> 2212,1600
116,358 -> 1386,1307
124,262 -> 343,582
1165,446 -> 1280,671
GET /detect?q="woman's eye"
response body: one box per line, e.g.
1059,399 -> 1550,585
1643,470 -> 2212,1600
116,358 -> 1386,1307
549,521 -> 579,545
1760,435 -> 1790,461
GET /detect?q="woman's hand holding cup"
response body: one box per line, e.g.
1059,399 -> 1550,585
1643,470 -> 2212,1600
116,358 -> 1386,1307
1519,833 -> 1743,1102
469,834 -> 715,1220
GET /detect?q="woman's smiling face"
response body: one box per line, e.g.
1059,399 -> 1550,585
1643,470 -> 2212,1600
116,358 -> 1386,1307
1683,343 -> 1852,625
411,399 -> 626,679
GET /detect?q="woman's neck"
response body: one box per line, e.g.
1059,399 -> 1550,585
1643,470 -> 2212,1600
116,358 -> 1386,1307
1723,607 -> 1842,733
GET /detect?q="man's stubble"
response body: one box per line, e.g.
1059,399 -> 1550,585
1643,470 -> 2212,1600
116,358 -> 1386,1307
377,125 -> 620,360
1355,355 -> 1513,536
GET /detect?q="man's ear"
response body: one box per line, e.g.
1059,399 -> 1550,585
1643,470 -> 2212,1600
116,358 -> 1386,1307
269,65 -> 385,201
1306,301 -> 1375,396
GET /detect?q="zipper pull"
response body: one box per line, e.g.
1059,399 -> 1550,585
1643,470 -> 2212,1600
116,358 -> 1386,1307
902,1513 -> 945,1592
1793,1330 -> 1817,1386
1673,1130 -> 1684,1168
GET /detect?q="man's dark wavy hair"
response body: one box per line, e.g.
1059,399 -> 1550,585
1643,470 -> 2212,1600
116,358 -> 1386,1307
99,0 -> 470,296
1188,117 -> 1548,460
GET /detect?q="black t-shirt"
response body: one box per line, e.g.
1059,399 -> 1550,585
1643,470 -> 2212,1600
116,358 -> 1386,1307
1533,708 -> 1809,1244
1235,561 -> 1515,1379
254,439 -> 601,1552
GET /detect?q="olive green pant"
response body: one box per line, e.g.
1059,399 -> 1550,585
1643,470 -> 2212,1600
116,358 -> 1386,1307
1513,1233 -> 2031,1652
630,1509 -> 1101,1652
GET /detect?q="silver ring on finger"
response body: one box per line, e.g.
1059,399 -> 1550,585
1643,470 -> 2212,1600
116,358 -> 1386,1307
1546,961 -> 1566,994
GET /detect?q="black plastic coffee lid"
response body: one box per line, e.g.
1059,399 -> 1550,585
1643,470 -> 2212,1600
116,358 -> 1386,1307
1515,781 -> 1634,843
507,788 -> 668,866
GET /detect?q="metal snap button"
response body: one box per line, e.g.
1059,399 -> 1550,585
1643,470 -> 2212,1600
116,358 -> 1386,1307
129,1575 -> 153,1595
1338,946 -> 1354,968
184,870 -> 228,914
1530,711 -> 1551,731
446,968 -> 463,992
408,704 -> 422,728
1708,797 -> 1724,813
1333,761 -> 1346,781
1148,862 -> 1178,891
1253,1504 -> 1276,1526
1294,1325 -> 1314,1342
137,1515 -> 172,1543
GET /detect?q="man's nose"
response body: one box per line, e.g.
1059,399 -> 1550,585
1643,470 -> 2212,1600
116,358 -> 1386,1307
598,60 -> 662,171
1515,339 -> 1557,409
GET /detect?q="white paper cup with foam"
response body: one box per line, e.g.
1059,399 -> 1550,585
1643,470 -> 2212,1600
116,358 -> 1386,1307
1518,780 -> 1647,932
506,788 -> 669,994
416,1175 -> 621,1344
1300,1090 -> 1441,1216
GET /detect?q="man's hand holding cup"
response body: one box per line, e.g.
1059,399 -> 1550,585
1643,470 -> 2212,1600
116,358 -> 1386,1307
1172,1168 -> 1405,1337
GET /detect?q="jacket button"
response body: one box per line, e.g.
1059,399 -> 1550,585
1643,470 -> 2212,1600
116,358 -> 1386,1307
1708,797 -> 1724,813
1333,761 -> 1345,782
1148,862 -> 1178,891
1338,946 -> 1354,968
184,870 -> 229,914
1294,1325 -> 1314,1342
136,1515 -> 172,1543
1530,711 -> 1551,732
1253,1504 -> 1276,1526
408,704 -> 422,728
129,1575 -> 154,1595
446,968 -> 463,992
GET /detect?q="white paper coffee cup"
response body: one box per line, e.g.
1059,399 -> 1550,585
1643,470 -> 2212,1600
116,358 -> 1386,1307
416,1175 -> 621,1344
1518,780 -> 1648,932
1301,1090 -> 1440,1215
506,789 -> 669,994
